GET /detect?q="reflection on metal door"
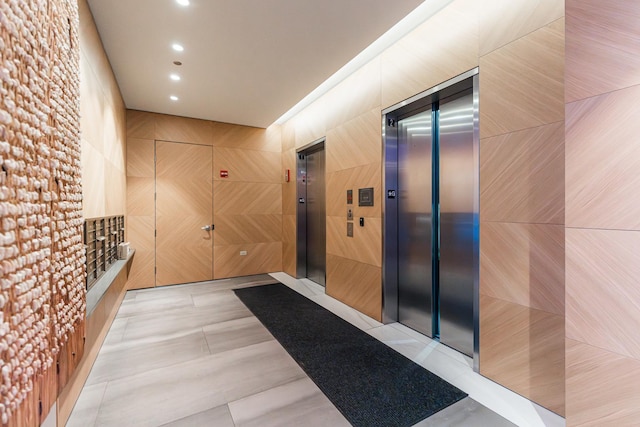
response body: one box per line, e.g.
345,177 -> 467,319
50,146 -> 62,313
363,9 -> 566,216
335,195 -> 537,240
383,69 -> 479,361
397,110 -> 434,336
306,149 -> 326,286
439,89 -> 475,357
296,142 -> 326,287
155,141 -> 214,286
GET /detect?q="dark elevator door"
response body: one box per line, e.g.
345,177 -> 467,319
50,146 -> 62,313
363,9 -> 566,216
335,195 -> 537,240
297,145 -> 326,287
305,149 -> 326,286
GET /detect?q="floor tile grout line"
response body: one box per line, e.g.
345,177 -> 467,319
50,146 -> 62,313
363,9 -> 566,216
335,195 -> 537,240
201,327 -> 213,355
91,380 -> 110,427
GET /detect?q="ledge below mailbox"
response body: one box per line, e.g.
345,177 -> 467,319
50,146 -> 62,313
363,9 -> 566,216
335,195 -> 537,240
86,249 -> 135,316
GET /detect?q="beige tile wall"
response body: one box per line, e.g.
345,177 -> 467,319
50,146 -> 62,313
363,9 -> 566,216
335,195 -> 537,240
478,3 -> 566,415
565,1 -> 640,422
79,0 -> 126,219
125,111 -> 283,288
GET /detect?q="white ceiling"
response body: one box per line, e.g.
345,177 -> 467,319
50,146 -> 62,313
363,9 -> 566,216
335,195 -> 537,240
87,0 -> 424,128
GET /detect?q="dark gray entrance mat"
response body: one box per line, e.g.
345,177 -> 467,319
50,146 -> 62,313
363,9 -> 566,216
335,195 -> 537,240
234,283 -> 467,427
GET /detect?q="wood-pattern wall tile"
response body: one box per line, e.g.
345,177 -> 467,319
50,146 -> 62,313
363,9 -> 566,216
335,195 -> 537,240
326,216 -> 381,267
155,140 -> 211,178
480,295 -> 565,415
479,0 -> 564,56
213,182 -> 282,215
125,216 -> 155,289
282,241 -> 296,277
325,57 -> 381,130
128,252 -> 154,286
381,0 -> 478,109
282,122 -> 296,152
566,0 -> 640,102
81,141 -> 106,218
566,85 -> 640,230
125,216 -> 155,252
214,242 -> 282,279
126,177 -> 154,216
282,214 -> 296,277
479,19 -> 564,138
103,102 -> 126,170
213,121 -> 281,152
294,99 -> 327,149
566,339 -> 640,426
155,114 -> 213,145
326,254 -> 381,321
213,147 -> 281,183
566,228 -> 640,360
481,222 -> 564,316
326,109 -> 381,173
105,163 -> 127,216
80,55 -> 105,154
78,0 -> 110,77
155,216 -> 213,286
126,138 -> 154,178
214,214 -> 282,245
156,179 -> 212,217
326,163 -> 381,218
282,214 -> 296,244
480,122 -> 564,224
282,149 -> 297,216
126,109 -> 156,139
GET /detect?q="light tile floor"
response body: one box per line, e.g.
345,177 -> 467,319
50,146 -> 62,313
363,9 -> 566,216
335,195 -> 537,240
67,273 -> 565,427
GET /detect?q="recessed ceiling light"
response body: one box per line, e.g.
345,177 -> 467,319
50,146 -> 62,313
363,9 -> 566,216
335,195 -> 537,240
170,74 -> 181,81
176,0 -> 190,6
172,43 -> 184,52
173,61 -> 183,66
170,95 -> 179,101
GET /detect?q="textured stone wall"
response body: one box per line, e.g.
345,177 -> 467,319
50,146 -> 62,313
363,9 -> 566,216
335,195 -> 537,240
0,1 -> 84,425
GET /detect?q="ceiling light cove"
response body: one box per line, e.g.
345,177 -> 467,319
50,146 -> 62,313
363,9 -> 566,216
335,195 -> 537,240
172,43 -> 184,52
176,0 -> 190,6
170,74 -> 181,81
170,95 -> 179,101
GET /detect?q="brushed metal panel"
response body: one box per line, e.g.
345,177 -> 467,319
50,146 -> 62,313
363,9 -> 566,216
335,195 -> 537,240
397,109 -> 434,337
306,148 -> 326,286
438,89 -> 475,357
297,140 -> 326,286
296,153 -> 308,279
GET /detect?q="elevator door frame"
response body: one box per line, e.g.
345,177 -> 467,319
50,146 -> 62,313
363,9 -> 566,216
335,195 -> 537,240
382,68 -> 480,371
296,138 -> 326,286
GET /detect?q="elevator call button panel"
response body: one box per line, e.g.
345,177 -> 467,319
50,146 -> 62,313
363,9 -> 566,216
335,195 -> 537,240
347,208 -> 353,220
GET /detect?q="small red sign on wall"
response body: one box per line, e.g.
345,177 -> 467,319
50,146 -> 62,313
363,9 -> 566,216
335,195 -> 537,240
220,170 -> 228,178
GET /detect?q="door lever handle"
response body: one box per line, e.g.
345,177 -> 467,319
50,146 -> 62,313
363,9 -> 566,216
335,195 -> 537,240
201,224 -> 214,231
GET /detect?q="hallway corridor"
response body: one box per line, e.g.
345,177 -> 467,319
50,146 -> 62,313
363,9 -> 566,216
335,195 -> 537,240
67,274 -> 563,426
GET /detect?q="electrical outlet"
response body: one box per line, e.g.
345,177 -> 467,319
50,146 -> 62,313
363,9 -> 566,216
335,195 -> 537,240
240,250 -> 247,256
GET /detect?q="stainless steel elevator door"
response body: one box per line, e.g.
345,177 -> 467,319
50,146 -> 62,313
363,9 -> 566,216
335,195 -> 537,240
438,89 -> 475,357
397,110 -> 434,336
305,149 -> 326,286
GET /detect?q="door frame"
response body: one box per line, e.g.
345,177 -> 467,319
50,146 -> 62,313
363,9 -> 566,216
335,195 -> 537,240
381,68 -> 480,370
296,137 -> 326,282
